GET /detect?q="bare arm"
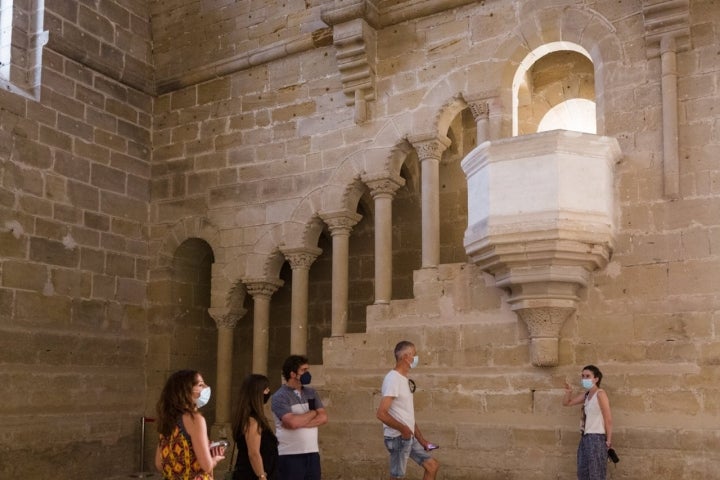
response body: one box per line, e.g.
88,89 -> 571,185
597,389 -> 613,446
244,418 -> 266,477
185,413 -> 225,473
154,443 -> 163,472
281,409 -> 320,430
562,381 -> 587,407
304,407 -> 328,428
376,396 -> 413,439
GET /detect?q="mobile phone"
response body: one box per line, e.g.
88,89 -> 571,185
209,440 -> 228,449
426,443 -> 439,451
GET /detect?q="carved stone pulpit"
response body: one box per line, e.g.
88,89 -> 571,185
461,130 -> 621,366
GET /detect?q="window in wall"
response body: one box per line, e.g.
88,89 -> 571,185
513,42 -> 596,136
537,98 -> 596,134
0,0 -> 47,99
0,0 -> 11,80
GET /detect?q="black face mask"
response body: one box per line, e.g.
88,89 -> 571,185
263,392 -> 271,404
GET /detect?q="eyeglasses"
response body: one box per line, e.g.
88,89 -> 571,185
408,379 -> 416,394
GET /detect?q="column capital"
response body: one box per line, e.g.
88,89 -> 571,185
208,307 -> 245,329
362,172 -> 405,198
319,210 -> 363,235
244,278 -> 284,299
642,0 -> 690,57
468,100 -> 490,121
407,134 -> 451,163
279,246 -> 323,270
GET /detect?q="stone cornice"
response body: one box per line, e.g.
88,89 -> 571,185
643,0 -> 690,57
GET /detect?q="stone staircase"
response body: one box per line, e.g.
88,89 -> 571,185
312,262 -> 581,479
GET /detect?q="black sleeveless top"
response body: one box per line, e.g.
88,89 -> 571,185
233,418 -> 279,480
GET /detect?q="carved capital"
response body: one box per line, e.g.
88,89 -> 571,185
362,172 -> 405,198
279,246 -> 323,270
516,306 -> 576,367
208,307 -> 244,329
408,134 -> 452,163
643,0 -> 690,57
244,278 -> 284,299
468,101 -> 490,121
319,210 -> 363,235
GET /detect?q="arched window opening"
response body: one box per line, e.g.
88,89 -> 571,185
513,42 -> 596,136
169,238 -> 217,403
537,98 -> 596,134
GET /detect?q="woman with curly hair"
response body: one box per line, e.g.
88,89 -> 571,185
154,370 -> 226,480
232,374 -> 278,480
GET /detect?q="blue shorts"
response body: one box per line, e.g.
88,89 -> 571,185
384,436 -> 432,478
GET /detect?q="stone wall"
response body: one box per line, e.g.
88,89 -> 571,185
0,2 -> 154,478
0,0 -> 718,479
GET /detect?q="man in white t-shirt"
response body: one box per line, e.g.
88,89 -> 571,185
376,341 -> 440,480
271,355 -> 328,480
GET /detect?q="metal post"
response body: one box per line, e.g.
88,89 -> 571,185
130,417 -> 155,478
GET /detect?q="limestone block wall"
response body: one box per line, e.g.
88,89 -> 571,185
0,2 -> 154,478
0,0 -> 718,478
144,1 -> 719,478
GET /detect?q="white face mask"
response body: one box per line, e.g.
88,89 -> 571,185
410,355 -> 419,369
581,379 -> 593,390
195,386 -> 211,408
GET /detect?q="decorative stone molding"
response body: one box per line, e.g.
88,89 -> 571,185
321,3 -> 376,124
461,130 -> 621,366
643,0 -> 690,57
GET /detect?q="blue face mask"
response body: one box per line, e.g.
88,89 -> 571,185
581,379 -> 594,390
410,355 -> 419,369
300,371 -> 312,385
195,386 -> 211,408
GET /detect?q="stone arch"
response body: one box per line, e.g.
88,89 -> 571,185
152,216 -> 223,271
492,4 -> 624,136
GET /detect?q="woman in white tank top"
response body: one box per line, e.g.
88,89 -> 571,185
562,365 -> 614,479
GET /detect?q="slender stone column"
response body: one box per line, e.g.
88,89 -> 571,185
409,134 -> 451,269
244,279 -> 283,375
279,246 -> 322,355
208,308 -> 243,428
319,210 -> 362,336
362,172 -> 405,304
660,35 -> 680,199
642,0 -> 689,200
469,100 -> 490,143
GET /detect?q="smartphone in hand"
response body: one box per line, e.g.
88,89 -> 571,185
209,440 -> 228,449
426,443 -> 439,451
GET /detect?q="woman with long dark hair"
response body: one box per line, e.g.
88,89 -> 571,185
563,365 -> 614,480
232,374 -> 278,480
154,370 -> 225,479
